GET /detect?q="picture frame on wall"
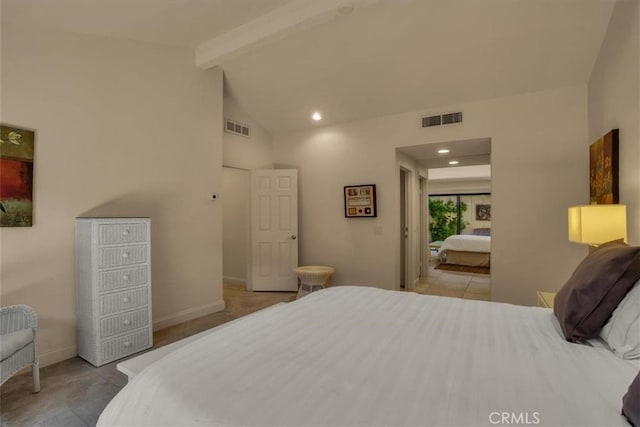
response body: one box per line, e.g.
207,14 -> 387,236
589,129 -> 619,204
344,184 -> 377,218
476,204 -> 491,221
0,124 -> 35,227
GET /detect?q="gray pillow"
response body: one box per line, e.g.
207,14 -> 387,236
623,372 -> 640,427
0,329 -> 34,361
553,240 -> 640,341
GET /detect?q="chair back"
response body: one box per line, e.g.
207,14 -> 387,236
0,305 -> 37,334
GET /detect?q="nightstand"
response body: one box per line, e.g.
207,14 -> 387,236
293,265 -> 335,300
537,291 -> 556,309
428,241 -> 443,261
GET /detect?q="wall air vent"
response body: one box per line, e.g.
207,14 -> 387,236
224,118 -> 250,138
442,112 -> 463,125
421,111 -> 463,128
422,115 -> 441,128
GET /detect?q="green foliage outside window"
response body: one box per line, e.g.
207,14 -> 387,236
429,199 -> 468,242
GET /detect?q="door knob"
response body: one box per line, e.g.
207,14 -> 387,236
291,235 -> 297,240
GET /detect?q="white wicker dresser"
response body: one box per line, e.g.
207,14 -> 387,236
76,218 -> 153,367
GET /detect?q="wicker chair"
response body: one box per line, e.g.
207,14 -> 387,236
0,305 -> 40,392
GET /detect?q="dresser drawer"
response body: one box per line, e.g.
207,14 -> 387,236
99,245 -> 147,269
98,223 -> 148,245
100,308 -> 150,339
99,266 -> 148,293
99,287 -> 149,315
100,329 -> 151,364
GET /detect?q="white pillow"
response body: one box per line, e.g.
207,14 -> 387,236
601,279 -> 640,359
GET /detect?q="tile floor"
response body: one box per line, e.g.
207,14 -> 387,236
408,259 -> 491,301
0,272 -> 488,426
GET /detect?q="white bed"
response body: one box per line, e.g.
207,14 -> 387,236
438,234 -> 491,267
98,286 -> 637,426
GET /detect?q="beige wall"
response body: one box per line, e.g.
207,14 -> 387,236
461,194 -> 492,234
588,0 -> 640,245
428,179 -> 491,195
274,85 -> 588,306
0,26 -> 224,366
223,93 -> 274,170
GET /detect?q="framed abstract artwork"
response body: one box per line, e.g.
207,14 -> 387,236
344,184 -> 377,218
475,204 -> 491,221
589,129 -> 619,204
0,125 -> 35,227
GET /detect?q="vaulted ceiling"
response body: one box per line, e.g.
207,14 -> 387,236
2,0 -> 617,133
1,0 -> 290,47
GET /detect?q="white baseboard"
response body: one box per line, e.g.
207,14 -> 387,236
28,302 -> 226,368
38,344 -> 78,368
152,299 -> 226,332
223,276 -> 247,286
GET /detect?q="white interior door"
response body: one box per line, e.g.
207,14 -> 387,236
249,169 -> 298,291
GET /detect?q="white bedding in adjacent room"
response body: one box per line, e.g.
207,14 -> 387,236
438,234 -> 491,255
98,286 -> 637,427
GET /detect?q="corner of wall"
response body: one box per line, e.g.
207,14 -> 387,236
153,299 -> 226,332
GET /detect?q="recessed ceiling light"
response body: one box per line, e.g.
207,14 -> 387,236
437,149 -> 450,154
449,160 -> 460,165
311,112 -> 322,121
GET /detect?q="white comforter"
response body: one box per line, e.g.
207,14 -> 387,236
438,234 -> 491,254
99,287 -> 637,427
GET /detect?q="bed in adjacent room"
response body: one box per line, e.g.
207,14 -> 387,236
98,277 -> 639,426
438,233 -> 491,267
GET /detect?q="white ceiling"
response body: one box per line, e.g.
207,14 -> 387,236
1,0 -> 291,48
2,0 -> 616,133
398,138 -> 491,169
220,0 -> 615,132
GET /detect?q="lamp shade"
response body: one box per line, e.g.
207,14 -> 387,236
568,204 -> 627,245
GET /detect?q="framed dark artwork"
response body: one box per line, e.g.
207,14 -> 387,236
344,184 -> 377,218
589,129 -> 619,204
1,125 -> 35,227
476,204 -> 491,221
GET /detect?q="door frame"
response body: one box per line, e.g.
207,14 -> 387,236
222,166 -> 251,287
398,165 -> 416,290
400,168 -> 408,288
419,174 -> 428,277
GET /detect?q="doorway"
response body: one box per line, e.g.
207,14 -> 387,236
222,166 -> 250,287
222,167 -> 300,291
396,137 -> 492,301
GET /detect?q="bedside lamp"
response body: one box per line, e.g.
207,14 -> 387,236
568,204 -> 627,249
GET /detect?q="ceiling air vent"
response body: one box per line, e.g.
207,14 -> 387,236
421,111 -> 463,128
224,118 -> 250,138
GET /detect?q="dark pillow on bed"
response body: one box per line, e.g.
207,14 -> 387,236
472,228 -> 491,236
623,372 -> 640,427
553,240 -> 640,341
